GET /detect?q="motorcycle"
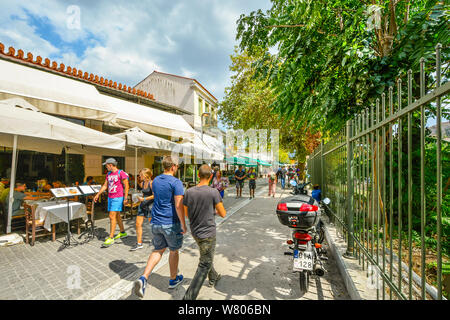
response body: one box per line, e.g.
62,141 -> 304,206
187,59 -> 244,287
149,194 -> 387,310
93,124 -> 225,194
276,179 -> 331,293
291,180 -> 310,195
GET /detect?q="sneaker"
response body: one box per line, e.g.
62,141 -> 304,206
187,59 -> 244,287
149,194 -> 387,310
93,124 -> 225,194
102,237 -> 114,247
168,274 -> 184,289
133,276 -> 147,298
208,274 -> 221,287
114,232 -> 128,240
130,243 -> 143,251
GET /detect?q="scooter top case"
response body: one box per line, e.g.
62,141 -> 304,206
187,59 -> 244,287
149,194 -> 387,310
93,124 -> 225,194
276,194 -> 321,229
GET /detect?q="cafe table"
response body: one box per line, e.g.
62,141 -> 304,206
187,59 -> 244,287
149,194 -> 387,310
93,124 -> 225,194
25,199 -> 88,232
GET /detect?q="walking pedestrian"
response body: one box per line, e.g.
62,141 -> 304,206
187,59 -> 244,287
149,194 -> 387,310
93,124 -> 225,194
247,167 -> 257,199
280,166 -> 287,189
234,165 -> 246,198
211,170 -> 229,198
130,168 -> 154,251
268,170 -> 277,197
134,155 -> 186,298
93,158 -> 129,248
182,164 -> 226,300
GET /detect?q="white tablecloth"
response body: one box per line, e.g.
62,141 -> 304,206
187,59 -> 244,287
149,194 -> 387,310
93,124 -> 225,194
31,201 -> 87,231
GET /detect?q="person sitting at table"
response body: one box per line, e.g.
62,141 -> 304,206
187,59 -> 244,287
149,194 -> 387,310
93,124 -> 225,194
4,182 -> 34,217
0,184 -> 10,204
42,184 -> 52,192
83,176 -> 96,186
0,178 -> 10,201
52,181 -> 66,188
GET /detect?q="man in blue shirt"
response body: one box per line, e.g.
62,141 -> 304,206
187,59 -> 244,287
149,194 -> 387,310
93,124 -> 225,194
134,155 -> 186,298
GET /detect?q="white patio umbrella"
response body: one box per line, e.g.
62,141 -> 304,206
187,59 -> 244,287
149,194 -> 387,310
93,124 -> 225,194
0,98 -> 126,233
113,127 -> 182,189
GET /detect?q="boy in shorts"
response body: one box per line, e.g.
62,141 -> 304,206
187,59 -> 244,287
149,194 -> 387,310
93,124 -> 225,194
94,158 -> 129,247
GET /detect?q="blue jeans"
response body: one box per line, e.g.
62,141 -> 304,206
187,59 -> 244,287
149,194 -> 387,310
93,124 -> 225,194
151,223 -> 183,251
281,177 -> 285,189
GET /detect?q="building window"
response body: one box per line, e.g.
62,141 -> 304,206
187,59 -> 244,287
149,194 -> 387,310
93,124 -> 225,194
205,103 -> 209,113
198,98 -> 203,115
53,115 -> 85,126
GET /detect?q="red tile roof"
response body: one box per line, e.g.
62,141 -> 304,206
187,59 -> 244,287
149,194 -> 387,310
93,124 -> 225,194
151,71 -> 217,102
0,42 -> 155,100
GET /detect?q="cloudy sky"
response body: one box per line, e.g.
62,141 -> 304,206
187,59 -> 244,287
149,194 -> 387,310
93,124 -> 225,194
0,0 -> 271,105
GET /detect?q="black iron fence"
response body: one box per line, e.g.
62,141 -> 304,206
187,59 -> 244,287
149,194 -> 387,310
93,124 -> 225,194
307,44 -> 449,300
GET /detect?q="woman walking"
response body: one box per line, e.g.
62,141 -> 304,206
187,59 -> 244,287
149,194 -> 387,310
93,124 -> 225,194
211,170 -> 229,198
268,170 -> 277,197
130,168 -> 154,251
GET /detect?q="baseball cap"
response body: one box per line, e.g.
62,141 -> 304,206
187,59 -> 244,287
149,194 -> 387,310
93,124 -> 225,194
102,158 -> 118,166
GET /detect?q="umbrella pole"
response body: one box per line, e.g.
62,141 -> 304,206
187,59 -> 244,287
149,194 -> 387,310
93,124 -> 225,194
135,147 -> 138,190
7,135 -> 18,234
65,146 -> 69,185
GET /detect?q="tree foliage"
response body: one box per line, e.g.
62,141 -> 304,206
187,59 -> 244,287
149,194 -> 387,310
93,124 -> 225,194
236,0 -> 449,136
219,47 -> 320,163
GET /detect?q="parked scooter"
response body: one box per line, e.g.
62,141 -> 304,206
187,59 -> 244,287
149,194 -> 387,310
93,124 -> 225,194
276,179 -> 331,293
290,180 -> 311,195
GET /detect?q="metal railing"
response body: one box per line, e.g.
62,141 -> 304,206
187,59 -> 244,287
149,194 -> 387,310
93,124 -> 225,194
307,44 -> 448,300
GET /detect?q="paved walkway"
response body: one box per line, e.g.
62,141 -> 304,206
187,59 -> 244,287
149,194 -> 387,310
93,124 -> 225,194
0,179 -> 267,300
121,184 -> 350,300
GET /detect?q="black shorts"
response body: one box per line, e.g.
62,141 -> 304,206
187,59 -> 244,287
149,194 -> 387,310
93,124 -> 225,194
137,202 -> 152,218
236,180 -> 244,188
249,180 -> 256,189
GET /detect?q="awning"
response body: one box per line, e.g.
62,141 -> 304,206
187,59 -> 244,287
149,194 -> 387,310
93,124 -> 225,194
0,97 -> 126,234
102,95 -> 195,141
0,97 -> 125,154
114,127 -> 179,152
0,59 -> 116,122
257,159 -> 272,166
194,132 -> 224,162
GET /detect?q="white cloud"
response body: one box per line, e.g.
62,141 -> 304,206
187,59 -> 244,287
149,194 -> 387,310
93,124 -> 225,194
0,0 -> 273,101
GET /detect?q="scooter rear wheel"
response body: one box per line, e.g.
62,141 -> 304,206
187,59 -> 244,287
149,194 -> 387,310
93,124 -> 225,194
299,270 -> 309,293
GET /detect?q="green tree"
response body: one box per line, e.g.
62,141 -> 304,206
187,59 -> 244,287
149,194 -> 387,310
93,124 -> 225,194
236,0 -> 449,135
219,47 -> 321,164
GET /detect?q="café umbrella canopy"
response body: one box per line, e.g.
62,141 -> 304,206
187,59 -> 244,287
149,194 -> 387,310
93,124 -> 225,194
113,127 -> 180,189
0,98 -> 126,233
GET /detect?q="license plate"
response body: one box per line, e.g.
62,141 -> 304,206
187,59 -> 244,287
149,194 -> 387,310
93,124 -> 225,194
293,251 -> 314,271
286,202 -> 302,208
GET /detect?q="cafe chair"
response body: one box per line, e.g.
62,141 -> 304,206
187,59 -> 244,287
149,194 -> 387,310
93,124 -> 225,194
24,203 -> 55,246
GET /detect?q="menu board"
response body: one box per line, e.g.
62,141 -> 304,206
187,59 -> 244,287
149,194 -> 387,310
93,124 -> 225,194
50,187 -> 83,198
79,185 -> 95,195
90,185 -> 102,193
50,188 -> 69,198
66,187 -> 82,196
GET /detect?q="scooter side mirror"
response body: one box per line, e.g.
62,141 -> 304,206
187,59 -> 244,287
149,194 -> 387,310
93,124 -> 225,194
323,198 -> 331,205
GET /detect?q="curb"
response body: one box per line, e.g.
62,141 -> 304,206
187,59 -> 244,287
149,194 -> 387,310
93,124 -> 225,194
322,220 -> 361,300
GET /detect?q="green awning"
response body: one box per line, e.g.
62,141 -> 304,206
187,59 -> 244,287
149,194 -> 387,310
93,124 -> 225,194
226,156 -> 258,167
257,159 -> 272,166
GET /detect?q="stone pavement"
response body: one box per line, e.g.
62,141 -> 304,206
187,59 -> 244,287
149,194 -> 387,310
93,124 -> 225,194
0,179 -> 268,300
121,184 -> 350,300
